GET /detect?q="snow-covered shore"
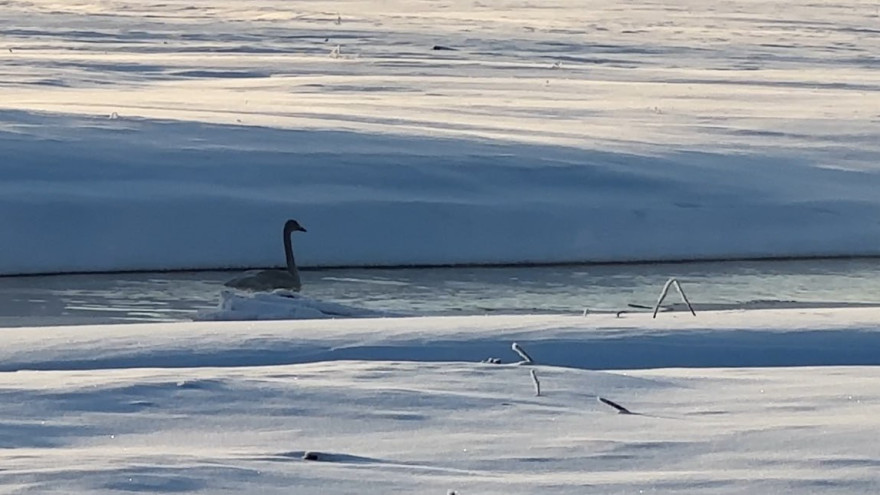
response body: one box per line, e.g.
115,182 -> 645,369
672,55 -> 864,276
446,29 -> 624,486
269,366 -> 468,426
3,308 -> 880,371
2,308 -> 880,493
2,0 -> 879,275
3,0 -> 880,492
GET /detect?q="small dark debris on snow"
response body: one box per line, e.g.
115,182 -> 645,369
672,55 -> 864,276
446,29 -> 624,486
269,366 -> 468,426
598,396 -> 634,415
302,451 -> 320,461
432,45 -> 457,51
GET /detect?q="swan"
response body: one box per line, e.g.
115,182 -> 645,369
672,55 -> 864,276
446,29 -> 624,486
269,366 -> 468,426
224,219 -> 307,291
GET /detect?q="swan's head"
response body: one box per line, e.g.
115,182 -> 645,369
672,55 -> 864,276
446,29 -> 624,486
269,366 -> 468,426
284,219 -> 307,233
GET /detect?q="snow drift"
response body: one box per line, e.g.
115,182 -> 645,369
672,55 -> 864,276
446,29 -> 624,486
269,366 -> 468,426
2,0 -> 879,275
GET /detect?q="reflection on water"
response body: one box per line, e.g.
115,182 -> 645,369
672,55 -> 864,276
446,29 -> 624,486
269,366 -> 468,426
1,258 -> 880,327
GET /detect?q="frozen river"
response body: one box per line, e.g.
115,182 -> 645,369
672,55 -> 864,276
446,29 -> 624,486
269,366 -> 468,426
2,257 -> 880,327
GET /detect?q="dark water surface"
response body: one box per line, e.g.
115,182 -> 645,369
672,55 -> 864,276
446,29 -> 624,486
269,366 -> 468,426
1,258 -> 880,327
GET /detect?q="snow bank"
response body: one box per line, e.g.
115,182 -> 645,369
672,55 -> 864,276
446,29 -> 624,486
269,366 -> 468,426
3,110 -> 879,276
2,309 -> 880,493
3,360 -> 878,494
4,308 -> 880,372
2,0 -> 879,275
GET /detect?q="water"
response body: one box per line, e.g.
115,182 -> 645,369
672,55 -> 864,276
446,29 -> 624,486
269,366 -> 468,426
1,258 -> 880,327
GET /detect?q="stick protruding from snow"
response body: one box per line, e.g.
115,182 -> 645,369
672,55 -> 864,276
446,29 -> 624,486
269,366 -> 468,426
653,277 -> 696,318
511,342 -> 534,364
530,369 -> 541,396
598,396 -> 633,414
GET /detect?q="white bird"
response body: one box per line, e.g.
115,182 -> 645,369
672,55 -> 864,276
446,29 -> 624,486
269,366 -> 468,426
225,219 -> 306,291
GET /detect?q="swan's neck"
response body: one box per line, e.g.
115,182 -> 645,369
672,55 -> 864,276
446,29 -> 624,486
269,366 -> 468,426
283,226 -> 302,287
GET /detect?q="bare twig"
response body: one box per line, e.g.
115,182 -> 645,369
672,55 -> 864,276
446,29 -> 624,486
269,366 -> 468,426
672,279 -> 696,316
530,369 -> 541,396
598,396 -> 633,414
511,342 -> 534,364
653,277 -> 696,318
652,278 -> 674,318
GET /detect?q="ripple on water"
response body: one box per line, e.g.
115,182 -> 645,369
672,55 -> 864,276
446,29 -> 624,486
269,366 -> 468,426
1,258 -> 880,327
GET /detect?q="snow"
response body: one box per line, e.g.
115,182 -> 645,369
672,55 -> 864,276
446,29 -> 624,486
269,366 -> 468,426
3,0 -> 880,492
2,0 -> 880,275
2,309 -> 880,493
5,308 -> 880,371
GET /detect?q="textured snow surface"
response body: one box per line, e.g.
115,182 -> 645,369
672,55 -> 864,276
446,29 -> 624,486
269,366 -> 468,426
2,0 -> 879,274
3,2 -> 880,491
1,308 -> 880,493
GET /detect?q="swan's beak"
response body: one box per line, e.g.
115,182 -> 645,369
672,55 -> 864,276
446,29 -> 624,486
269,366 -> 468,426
298,226 -> 307,232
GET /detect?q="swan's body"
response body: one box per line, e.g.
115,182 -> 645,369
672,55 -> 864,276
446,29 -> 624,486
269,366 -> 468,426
225,219 -> 306,292
225,269 -> 301,292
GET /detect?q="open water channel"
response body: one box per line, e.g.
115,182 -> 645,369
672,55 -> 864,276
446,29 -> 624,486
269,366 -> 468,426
1,258 -> 880,327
